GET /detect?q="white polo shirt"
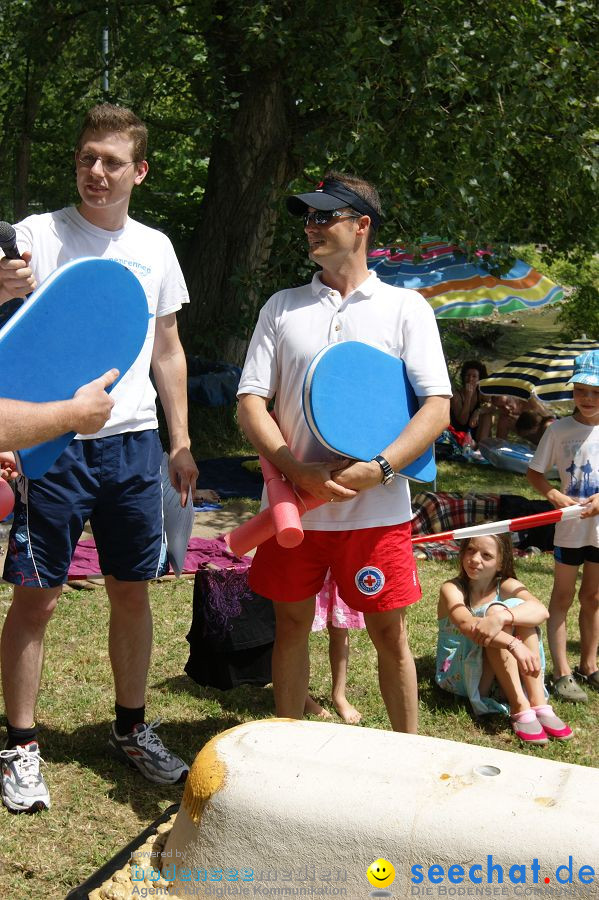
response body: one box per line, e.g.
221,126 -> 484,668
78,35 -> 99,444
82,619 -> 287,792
14,207 -> 189,438
238,271 -> 451,530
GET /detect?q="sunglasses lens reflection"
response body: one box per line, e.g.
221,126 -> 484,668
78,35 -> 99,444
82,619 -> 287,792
303,211 -> 333,226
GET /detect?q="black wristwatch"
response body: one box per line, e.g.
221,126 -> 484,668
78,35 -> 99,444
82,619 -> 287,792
372,454 -> 395,485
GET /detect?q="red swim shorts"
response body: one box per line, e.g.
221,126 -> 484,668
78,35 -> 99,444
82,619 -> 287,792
248,521 -> 421,614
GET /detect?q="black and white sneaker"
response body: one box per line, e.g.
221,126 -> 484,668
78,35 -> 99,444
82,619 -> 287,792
0,741 -> 50,813
108,718 -> 189,785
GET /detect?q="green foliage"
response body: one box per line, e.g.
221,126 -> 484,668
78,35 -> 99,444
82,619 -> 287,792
516,244 -> 599,340
557,281 -> 599,340
0,0 -> 597,353
439,319 -> 505,375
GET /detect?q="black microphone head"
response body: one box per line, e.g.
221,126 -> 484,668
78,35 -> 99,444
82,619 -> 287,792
0,220 -> 22,260
0,221 -> 16,251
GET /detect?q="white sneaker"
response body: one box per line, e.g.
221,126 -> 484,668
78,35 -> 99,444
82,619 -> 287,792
1,741 -> 50,813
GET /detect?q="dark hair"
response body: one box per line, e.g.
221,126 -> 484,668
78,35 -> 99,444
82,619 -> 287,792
460,359 -> 488,384
76,103 -> 148,161
457,532 -> 516,605
515,411 -> 556,443
323,170 -> 382,249
516,411 -> 541,432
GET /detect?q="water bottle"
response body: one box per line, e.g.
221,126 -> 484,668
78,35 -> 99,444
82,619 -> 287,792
462,434 -> 474,462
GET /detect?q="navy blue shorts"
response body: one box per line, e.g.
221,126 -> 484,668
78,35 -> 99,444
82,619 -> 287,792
554,545 -> 599,566
3,431 -> 168,588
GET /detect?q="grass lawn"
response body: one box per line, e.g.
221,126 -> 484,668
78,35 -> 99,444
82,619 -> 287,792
488,303 -> 564,366
1,303 -> 594,898
0,458 -> 597,899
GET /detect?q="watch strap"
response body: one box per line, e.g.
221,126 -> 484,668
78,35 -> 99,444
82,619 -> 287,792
372,454 -> 395,485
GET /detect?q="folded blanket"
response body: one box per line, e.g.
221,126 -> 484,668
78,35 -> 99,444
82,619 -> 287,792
410,491 -> 534,560
411,491 -> 500,537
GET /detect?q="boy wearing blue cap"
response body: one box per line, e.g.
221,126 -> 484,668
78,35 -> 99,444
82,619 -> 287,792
528,349 -> 599,702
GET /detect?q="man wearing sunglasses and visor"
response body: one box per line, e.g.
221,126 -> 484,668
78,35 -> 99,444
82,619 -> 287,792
237,172 -> 451,734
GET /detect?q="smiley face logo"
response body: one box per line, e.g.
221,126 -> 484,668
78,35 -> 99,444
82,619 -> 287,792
366,858 -> 396,888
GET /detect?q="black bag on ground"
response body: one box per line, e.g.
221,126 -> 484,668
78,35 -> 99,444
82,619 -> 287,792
498,494 -> 555,552
185,566 -> 275,690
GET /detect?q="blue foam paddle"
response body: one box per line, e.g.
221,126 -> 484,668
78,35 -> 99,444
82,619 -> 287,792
0,257 -> 150,478
302,341 -> 436,483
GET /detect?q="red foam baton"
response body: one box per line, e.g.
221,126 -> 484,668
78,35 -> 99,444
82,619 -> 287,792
411,504 -> 584,545
225,489 -> 326,558
259,455 -> 304,549
0,477 -> 14,521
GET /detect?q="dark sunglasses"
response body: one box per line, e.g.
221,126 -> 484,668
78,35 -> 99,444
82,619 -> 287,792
302,210 -> 361,227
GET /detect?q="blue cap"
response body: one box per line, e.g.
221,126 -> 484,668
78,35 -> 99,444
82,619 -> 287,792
568,350 -> 599,387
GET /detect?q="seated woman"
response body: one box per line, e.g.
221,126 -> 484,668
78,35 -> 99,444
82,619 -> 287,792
449,360 -> 488,444
436,532 -> 572,745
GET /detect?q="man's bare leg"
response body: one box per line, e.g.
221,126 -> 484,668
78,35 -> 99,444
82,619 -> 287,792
272,596 -> 315,719
1,586 -> 61,728
364,607 -> 418,733
106,576 -> 152,709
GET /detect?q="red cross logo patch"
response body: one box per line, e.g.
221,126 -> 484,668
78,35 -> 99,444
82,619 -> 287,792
355,566 -> 385,595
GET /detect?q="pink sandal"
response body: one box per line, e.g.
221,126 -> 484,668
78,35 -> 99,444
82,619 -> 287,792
510,712 -> 548,745
533,706 -> 573,741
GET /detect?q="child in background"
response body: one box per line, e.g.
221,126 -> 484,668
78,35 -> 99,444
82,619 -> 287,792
527,350 -> 599,703
305,571 -> 364,724
436,533 -> 572,745
515,411 -> 557,446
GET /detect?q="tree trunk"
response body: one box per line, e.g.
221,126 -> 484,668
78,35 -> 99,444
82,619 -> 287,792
14,57 -> 34,221
180,70 -> 296,364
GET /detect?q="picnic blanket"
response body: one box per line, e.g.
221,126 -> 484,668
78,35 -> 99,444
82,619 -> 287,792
68,537 -> 250,580
409,491 -> 545,560
411,491 -> 500,560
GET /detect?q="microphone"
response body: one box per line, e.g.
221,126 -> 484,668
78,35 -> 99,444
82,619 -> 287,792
0,221 -> 28,321
0,221 -> 22,260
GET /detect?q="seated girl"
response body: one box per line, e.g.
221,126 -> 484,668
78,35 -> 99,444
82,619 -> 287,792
436,533 -> 572,745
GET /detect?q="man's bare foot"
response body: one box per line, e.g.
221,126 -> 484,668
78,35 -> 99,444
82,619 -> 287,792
333,696 -> 362,724
304,695 -> 332,719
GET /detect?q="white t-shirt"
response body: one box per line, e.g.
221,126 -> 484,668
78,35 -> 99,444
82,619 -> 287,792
238,271 -> 451,530
14,207 -> 189,438
529,416 -> 599,548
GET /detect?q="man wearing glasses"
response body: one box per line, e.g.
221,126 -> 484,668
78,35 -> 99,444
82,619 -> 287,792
0,103 -> 197,813
237,173 -> 450,734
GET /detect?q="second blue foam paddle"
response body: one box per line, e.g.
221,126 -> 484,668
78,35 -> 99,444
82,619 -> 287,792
0,257 -> 150,479
302,341 -> 436,483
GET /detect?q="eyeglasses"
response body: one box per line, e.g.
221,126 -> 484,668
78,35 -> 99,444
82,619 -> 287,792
76,152 -> 136,173
302,210 -> 361,227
